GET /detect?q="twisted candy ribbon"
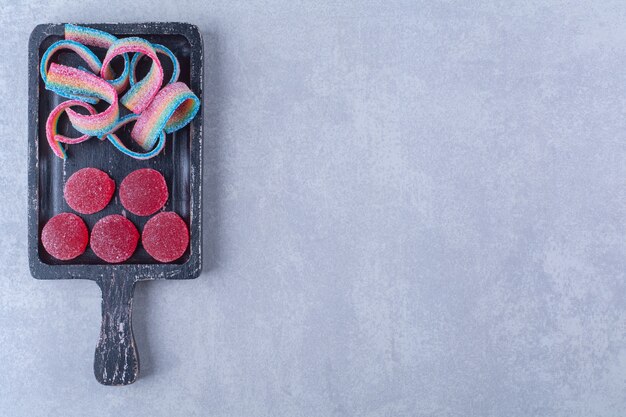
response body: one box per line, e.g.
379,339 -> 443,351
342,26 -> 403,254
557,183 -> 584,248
106,114 -> 167,160
130,43 -> 179,86
46,103 -> 168,160
40,25 -> 200,160
46,100 -> 97,159
132,82 -> 200,150
40,40 -> 102,104
101,37 -> 163,114
47,63 -> 119,138
64,23 -> 130,93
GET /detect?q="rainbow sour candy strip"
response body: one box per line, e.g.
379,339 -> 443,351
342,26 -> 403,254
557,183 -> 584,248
130,43 -> 179,86
106,114 -> 166,160
46,63 -> 119,137
64,24 -> 130,93
46,100 -> 97,159
131,82 -> 200,150
101,37 -> 163,114
40,40 -> 102,104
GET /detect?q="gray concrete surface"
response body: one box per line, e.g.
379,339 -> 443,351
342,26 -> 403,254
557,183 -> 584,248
2,1 -> 626,416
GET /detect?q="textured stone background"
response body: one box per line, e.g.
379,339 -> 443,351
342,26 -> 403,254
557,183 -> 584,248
2,1 -> 626,416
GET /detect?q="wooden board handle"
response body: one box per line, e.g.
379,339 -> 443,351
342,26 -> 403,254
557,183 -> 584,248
94,277 -> 139,385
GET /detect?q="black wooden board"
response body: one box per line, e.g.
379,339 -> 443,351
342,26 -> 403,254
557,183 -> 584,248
28,23 -> 203,385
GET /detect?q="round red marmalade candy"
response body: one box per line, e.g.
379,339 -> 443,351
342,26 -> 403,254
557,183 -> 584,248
64,168 -> 115,214
41,213 -> 88,260
142,212 -> 189,262
119,168 -> 168,216
90,215 -> 139,263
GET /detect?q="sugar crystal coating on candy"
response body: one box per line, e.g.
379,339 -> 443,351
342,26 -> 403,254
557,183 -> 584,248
105,114 -> 167,160
131,82 -> 200,150
64,168 -> 115,214
90,215 -> 139,263
64,24 -> 130,93
40,40 -> 102,104
119,168 -> 168,216
48,63 -> 120,138
39,25 -> 201,160
46,100 -> 97,159
101,37 -> 163,114
130,43 -> 180,86
41,213 -> 89,260
142,212 -> 189,263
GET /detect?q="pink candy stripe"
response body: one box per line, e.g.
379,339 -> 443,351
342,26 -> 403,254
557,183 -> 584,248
101,39 -> 163,114
45,100 -> 97,159
46,64 -> 119,136
131,82 -> 194,149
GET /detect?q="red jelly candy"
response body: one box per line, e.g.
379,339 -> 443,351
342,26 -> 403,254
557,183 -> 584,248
142,212 -> 189,262
90,215 -> 139,263
41,213 -> 89,260
119,168 -> 168,216
64,167 -> 115,214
